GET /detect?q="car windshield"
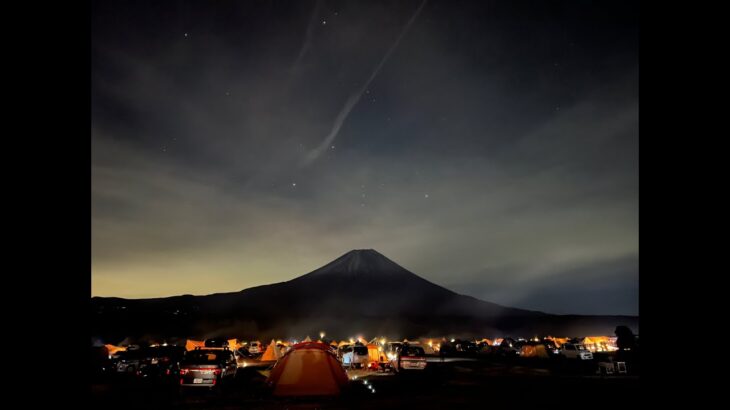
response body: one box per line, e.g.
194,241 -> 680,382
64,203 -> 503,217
184,350 -> 228,364
576,345 -> 587,351
353,346 -> 368,355
402,347 -> 425,356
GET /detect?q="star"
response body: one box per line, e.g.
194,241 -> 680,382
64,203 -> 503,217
322,20 -> 327,25
292,182 -> 297,187
331,145 -> 335,149
424,194 -> 429,198
184,33 -> 189,37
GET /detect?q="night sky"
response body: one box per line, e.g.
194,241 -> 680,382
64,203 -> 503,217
91,0 -> 638,315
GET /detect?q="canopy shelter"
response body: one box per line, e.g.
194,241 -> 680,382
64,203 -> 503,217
582,336 -> 618,352
185,339 -> 205,351
545,337 -> 569,347
366,344 -> 384,363
266,342 -> 349,397
303,336 -> 312,342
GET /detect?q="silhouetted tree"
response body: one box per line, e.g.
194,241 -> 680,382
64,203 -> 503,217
615,325 -> 637,372
615,326 -> 636,351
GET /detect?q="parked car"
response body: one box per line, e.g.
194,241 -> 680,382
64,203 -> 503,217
204,338 -> 229,348
498,338 -> 521,356
116,349 -> 146,375
340,344 -> 369,368
247,341 -> 263,355
455,340 -> 479,353
391,345 -> 427,372
139,346 -> 186,379
179,349 -> 237,390
234,347 -> 256,367
542,340 -> 561,356
560,343 -> 594,360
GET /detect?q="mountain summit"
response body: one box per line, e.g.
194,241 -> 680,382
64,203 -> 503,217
304,249 -> 409,277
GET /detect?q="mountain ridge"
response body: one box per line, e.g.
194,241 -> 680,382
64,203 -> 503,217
91,249 -> 637,342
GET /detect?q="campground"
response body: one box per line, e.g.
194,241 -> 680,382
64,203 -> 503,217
91,355 -> 638,409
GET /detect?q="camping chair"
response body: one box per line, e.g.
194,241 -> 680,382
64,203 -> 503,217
598,362 -> 614,376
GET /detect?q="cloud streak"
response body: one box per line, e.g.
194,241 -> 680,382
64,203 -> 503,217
302,0 -> 428,166
292,0 -> 323,72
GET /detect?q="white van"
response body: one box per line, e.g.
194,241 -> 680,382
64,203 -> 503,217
560,343 -> 593,360
340,344 -> 369,368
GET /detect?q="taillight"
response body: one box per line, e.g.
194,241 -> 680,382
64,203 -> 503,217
179,378 -> 184,385
166,369 -> 170,375
179,368 -> 189,375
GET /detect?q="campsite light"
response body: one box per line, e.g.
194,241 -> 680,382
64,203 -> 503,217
350,338 -> 355,344
320,331 -> 326,339
451,339 -> 455,343
380,338 -> 386,345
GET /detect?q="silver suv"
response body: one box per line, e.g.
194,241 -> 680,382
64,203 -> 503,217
560,343 -> 593,360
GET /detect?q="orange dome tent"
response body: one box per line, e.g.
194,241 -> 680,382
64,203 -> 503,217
266,341 -> 349,397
